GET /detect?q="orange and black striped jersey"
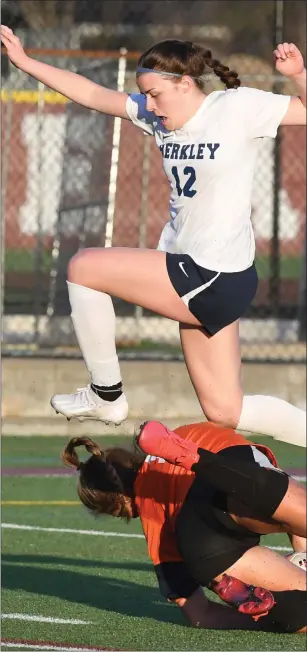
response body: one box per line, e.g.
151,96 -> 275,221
133,421 -> 278,600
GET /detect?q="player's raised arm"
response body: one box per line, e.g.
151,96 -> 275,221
0,25 -> 129,119
274,42 -> 306,126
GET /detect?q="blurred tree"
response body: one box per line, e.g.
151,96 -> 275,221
283,0 -> 306,52
18,0 -> 57,29
17,0 -> 76,29
8,0 -> 305,59
2,0 -> 27,27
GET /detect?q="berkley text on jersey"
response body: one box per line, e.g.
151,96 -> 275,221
159,142 -> 220,160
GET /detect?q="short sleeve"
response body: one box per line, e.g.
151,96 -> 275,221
232,87 -> 291,139
126,93 -> 155,136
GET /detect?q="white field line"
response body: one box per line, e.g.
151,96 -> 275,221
16,475 -> 74,479
1,645 -> 105,652
3,473 -> 306,480
1,522 -> 292,551
24,475 -> 304,482
1,614 -> 91,625
1,523 -> 143,539
267,546 -> 292,551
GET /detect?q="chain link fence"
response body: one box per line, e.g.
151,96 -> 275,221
1,0 -> 306,361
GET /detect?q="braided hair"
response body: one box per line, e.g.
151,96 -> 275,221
138,39 -> 241,91
202,48 -> 240,89
62,437 -> 143,520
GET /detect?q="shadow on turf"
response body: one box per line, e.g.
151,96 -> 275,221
2,553 -> 152,573
2,555 -> 184,626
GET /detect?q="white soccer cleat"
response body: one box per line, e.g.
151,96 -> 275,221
50,385 -> 128,425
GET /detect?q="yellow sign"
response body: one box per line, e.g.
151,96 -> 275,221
1,90 -> 69,104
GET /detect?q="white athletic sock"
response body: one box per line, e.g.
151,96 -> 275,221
67,281 -> 122,387
237,395 -> 306,448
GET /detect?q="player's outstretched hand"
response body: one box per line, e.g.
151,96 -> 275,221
274,42 -> 305,78
1,25 -> 29,70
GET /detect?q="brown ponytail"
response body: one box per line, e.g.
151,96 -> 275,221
61,437 -> 143,521
62,436 -> 101,469
138,39 -> 241,90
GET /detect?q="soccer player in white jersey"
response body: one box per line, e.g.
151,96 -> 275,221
2,26 -> 306,446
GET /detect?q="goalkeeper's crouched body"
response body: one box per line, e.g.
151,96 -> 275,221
62,420 -> 307,633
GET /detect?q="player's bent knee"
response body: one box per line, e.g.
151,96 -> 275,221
68,248 -> 102,284
273,478 -> 307,537
201,401 -> 241,429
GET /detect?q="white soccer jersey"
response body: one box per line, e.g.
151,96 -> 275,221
126,87 -> 290,273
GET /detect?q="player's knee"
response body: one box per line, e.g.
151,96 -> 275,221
68,248 -> 100,284
201,399 -> 241,429
273,479 -> 307,538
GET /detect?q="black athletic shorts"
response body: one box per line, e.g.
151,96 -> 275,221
175,445 -> 278,587
166,253 -> 258,335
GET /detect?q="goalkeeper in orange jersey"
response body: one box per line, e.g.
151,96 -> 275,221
62,420 -> 306,633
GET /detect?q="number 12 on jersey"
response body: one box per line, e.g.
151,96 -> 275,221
172,166 -> 197,198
